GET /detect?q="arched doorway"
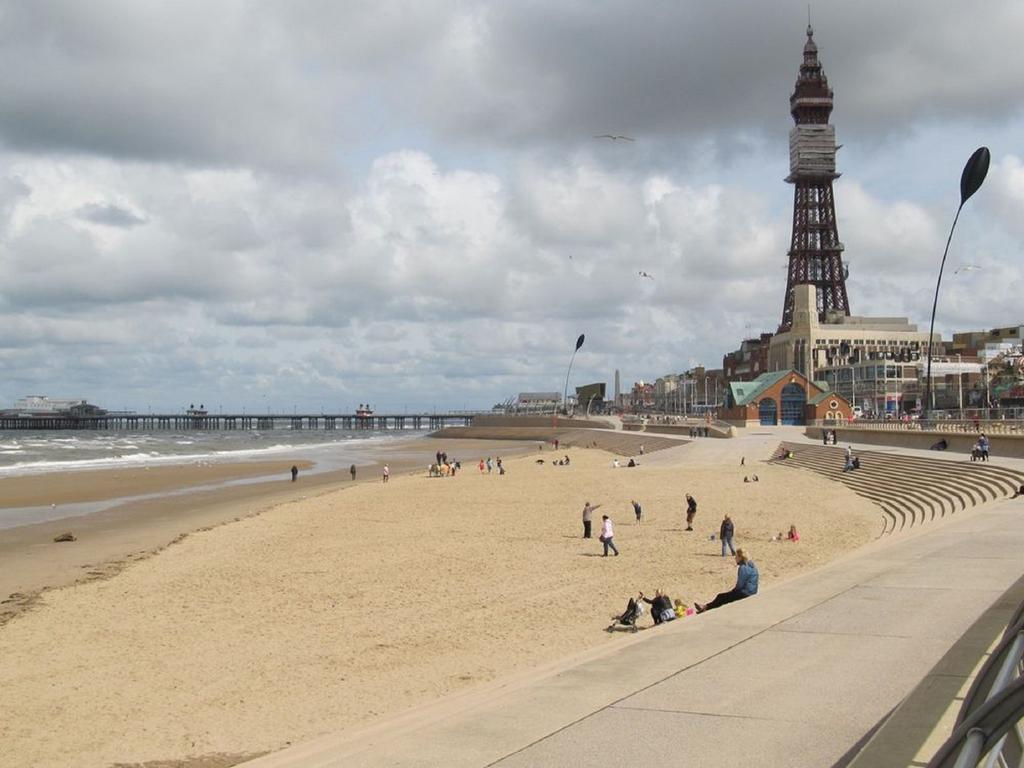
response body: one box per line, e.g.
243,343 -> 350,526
758,398 -> 777,425
780,382 -> 807,425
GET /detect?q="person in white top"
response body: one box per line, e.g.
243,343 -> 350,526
600,515 -> 619,556
382,464 -> 390,483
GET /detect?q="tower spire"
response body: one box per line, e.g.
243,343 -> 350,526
779,24 -> 850,332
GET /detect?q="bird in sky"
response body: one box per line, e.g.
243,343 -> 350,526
639,271 -> 654,280
954,264 -> 982,274
594,134 -> 635,142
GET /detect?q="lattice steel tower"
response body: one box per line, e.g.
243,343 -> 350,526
779,24 -> 850,332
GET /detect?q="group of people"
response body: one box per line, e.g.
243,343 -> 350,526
842,446 -> 860,472
609,550 -> 761,630
581,504 -> 620,556
689,426 -> 710,437
772,525 -> 800,542
971,434 -> 990,462
476,456 -> 505,475
611,457 -> 640,468
822,430 -> 838,445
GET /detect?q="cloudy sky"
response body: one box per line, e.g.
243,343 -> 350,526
1,1 -> 1022,413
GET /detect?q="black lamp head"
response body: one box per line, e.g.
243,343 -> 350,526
960,147 -> 990,206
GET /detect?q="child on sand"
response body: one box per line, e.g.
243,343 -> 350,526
788,525 -> 800,542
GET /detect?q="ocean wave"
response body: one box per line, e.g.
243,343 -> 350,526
0,429 -> 417,477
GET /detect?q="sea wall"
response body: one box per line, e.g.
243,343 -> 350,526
806,426 -> 1024,459
469,415 -> 613,430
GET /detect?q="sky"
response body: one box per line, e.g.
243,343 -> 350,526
1,0 -> 1022,413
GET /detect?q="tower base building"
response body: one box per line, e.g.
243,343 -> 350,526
769,285 -> 937,415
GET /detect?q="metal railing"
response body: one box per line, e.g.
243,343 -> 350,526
832,419 -> 1024,435
926,594 -> 1024,767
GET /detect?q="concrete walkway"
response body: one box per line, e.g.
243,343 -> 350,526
243,437 -> 1024,768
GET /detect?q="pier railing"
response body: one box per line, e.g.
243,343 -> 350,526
0,413 -> 477,431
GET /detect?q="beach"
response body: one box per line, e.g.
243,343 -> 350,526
0,434 -> 880,767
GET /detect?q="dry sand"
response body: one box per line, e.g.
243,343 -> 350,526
0,438 -> 880,767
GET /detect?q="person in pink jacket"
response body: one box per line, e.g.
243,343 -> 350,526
600,515 -> 619,557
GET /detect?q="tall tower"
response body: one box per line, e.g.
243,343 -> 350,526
779,24 -> 850,332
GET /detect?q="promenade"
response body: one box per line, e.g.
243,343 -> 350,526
244,432 -> 1024,768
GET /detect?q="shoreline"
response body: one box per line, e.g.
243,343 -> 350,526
0,436 -> 539,626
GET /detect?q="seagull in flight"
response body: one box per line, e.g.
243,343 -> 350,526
594,134 -> 635,142
639,270 -> 654,280
954,264 -> 982,274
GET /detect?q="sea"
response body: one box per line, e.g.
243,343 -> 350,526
0,427 -> 429,529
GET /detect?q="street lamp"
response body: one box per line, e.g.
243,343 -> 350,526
561,334 -> 585,415
923,147 -> 990,422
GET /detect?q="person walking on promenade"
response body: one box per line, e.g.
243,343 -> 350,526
695,549 -> 759,613
632,499 -> 642,523
600,515 -> 619,556
291,465 -> 298,482
582,502 -> 601,538
382,464 -> 390,483
979,433 -> 990,461
720,514 -> 736,556
350,464 -> 357,481
685,494 -> 697,531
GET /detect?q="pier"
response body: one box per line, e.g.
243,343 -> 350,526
0,413 -> 477,431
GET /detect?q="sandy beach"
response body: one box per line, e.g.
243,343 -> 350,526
0,434 -> 880,767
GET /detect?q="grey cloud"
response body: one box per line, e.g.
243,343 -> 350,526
76,202 -> 146,228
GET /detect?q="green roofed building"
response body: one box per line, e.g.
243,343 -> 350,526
720,369 -> 851,427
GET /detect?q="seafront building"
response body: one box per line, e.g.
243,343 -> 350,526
4,395 -> 105,417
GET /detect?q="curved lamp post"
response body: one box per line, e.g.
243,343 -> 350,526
923,147 -> 990,421
561,333 -> 585,415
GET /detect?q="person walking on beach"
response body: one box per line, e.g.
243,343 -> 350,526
720,514 -> 736,556
382,464 -> 390,483
290,465 -> 298,482
639,444 -> 645,456
685,494 -> 697,531
582,502 -> 601,538
695,549 -> 759,613
600,515 -> 619,556
632,499 -> 642,523
350,464 -> 357,481
486,457 -> 493,474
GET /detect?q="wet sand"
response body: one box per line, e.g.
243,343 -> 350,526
0,437 -> 880,767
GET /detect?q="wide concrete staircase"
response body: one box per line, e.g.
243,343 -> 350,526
770,442 -> 1024,534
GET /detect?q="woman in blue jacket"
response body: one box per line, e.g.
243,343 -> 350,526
695,549 -> 758,613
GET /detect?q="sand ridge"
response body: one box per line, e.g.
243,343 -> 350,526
0,441 -> 879,767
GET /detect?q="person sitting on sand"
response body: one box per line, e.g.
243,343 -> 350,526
752,475 -> 759,482
788,525 -> 800,542
612,458 -> 620,468
744,476 -> 750,483
627,458 -> 637,467
641,589 -> 675,625
695,549 -> 759,613
674,598 -> 693,618
563,455 -> 570,466
1012,484 -> 1024,499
